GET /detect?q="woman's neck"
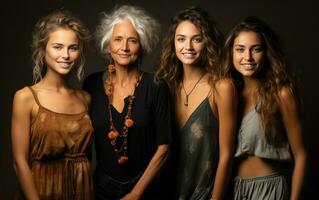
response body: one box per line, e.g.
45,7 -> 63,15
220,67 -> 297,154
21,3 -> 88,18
113,64 -> 140,87
182,64 -> 205,82
242,76 -> 261,104
37,71 -> 69,91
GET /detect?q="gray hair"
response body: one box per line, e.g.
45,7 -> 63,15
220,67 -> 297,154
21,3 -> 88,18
96,5 -> 160,56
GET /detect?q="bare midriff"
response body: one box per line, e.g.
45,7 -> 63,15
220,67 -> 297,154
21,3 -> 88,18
236,155 -> 280,178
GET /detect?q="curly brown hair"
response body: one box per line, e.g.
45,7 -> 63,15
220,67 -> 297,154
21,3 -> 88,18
32,9 -> 91,83
224,16 -> 297,142
155,7 -> 224,96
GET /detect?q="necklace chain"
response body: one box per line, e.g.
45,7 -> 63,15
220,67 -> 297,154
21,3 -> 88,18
103,69 -> 143,164
182,73 -> 205,106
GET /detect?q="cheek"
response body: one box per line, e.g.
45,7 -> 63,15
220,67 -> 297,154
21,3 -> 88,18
195,44 -> 205,55
254,54 -> 264,65
232,53 -> 240,64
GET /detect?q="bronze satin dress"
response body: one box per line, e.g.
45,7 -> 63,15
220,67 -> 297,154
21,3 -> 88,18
23,87 -> 94,200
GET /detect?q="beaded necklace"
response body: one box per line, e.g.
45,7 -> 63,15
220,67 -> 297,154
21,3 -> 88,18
103,64 -> 143,164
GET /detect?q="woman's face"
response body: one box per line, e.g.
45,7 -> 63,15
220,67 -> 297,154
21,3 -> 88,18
174,20 -> 205,67
108,21 -> 141,67
232,31 -> 265,77
45,28 -> 79,76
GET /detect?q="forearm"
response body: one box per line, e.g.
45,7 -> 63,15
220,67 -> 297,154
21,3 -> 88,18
290,152 -> 307,200
130,145 -> 169,197
211,154 -> 233,200
14,161 -> 40,200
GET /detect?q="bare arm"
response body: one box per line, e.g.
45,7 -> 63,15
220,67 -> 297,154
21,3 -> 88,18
278,87 -> 306,200
121,144 -> 169,200
11,88 -> 40,200
211,79 -> 237,200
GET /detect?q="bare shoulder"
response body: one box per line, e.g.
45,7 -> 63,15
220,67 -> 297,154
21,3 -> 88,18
277,86 -> 297,108
278,86 -> 294,101
13,87 -> 34,105
76,89 -> 91,104
13,87 -> 35,112
214,78 -> 236,95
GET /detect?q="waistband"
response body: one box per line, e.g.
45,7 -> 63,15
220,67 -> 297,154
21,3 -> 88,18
234,172 -> 283,182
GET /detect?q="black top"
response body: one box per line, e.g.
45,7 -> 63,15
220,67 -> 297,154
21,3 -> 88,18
83,71 -> 172,181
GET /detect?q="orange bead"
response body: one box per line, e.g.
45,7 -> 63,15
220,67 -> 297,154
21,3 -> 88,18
118,156 -> 128,164
108,64 -> 115,73
125,118 -> 134,127
108,130 -> 118,139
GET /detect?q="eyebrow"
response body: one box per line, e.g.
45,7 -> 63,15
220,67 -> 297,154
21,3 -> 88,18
51,43 -> 79,46
233,44 -> 262,48
175,34 -> 202,37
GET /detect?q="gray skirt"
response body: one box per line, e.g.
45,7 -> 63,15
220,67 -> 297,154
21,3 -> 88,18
232,173 -> 289,200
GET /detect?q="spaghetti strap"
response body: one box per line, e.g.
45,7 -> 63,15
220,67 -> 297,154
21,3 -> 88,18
75,90 -> 89,112
27,86 -> 41,106
207,88 -> 213,98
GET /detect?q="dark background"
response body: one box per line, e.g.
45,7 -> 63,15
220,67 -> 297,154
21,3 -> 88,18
1,0 -> 318,199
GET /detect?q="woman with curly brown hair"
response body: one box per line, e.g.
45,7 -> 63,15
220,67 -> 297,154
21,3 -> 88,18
224,16 -> 306,199
156,7 -> 237,200
11,10 -> 93,199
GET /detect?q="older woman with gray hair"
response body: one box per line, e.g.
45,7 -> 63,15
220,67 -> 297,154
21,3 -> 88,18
83,5 -> 172,200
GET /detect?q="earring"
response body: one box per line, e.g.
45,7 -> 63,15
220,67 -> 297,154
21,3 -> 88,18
108,63 -> 115,73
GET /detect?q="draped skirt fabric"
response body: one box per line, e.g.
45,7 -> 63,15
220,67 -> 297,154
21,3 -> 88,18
233,173 -> 288,200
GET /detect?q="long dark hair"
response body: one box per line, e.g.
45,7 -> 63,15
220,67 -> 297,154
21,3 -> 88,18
224,16 -> 297,142
155,6 -> 224,96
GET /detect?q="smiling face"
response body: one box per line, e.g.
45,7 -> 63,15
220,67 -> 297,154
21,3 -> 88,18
108,21 -> 141,67
45,28 -> 79,76
174,20 -> 205,67
232,31 -> 265,77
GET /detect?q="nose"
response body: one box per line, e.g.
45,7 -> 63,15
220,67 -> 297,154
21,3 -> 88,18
185,39 -> 193,50
121,40 -> 129,52
62,48 -> 70,59
244,50 -> 253,61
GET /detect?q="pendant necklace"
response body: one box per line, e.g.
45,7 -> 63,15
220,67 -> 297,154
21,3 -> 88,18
182,73 -> 205,106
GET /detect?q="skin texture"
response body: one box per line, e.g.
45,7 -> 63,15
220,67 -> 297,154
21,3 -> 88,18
232,31 -> 264,78
174,20 -> 205,68
233,31 -> 306,200
11,28 -> 90,200
174,20 -> 237,200
106,21 -> 169,200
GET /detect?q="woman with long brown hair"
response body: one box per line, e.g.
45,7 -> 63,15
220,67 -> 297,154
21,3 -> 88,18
156,7 -> 237,200
224,16 -> 306,199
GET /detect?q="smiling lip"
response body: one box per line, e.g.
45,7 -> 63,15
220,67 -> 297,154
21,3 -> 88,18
57,62 -> 72,68
182,52 -> 196,58
118,54 -> 131,58
241,63 -> 256,68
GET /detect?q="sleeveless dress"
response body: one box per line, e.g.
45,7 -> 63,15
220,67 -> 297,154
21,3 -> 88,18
24,87 -> 94,200
175,98 -> 219,200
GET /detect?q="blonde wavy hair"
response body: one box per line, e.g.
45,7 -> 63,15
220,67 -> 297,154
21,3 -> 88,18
32,10 -> 91,83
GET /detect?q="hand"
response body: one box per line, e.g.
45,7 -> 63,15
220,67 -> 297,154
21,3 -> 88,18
120,190 -> 142,200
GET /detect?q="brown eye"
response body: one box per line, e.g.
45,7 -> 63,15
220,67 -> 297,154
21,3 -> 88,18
234,48 -> 244,53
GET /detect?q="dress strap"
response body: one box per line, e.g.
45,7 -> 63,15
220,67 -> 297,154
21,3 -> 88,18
27,86 -> 41,106
75,91 -> 89,112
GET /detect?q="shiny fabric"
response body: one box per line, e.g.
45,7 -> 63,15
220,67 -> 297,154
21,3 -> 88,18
234,105 -> 292,161
175,98 -> 219,200
24,87 -> 94,200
